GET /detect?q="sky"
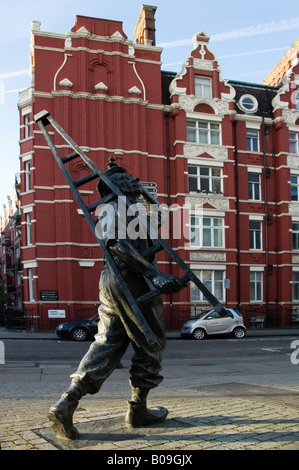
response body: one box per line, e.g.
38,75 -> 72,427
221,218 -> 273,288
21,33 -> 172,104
1,0 -> 299,212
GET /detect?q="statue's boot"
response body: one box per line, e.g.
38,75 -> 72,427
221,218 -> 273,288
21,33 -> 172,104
48,379 -> 86,440
125,386 -> 168,428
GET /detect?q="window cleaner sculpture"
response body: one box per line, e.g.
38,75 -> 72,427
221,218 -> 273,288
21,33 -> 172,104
35,110 -> 225,440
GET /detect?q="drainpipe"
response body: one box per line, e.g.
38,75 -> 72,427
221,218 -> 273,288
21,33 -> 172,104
233,120 -> 241,309
272,133 -> 279,320
262,115 -> 269,311
164,111 -> 173,323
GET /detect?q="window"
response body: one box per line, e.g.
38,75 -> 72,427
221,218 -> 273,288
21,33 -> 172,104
25,161 -> 31,191
250,271 -> 262,302
190,216 -> 224,248
26,213 -> 32,245
188,166 -> 222,193
293,272 -> 299,301
292,223 -> 299,250
195,76 -> 212,98
295,92 -> 299,111
246,129 -> 259,152
191,270 -> 224,302
248,173 -> 261,200
187,120 -> 221,145
291,176 -> 299,201
249,220 -> 262,250
290,132 -> 299,154
28,268 -> 34,302
238,94 -> 258,113
24,114 -> 31,139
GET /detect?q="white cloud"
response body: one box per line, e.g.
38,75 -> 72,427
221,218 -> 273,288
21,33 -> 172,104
0,70 -> 30,79
162,46 -> 290,69
211,18 -> 299,42
218,47 -> 289,60
158,17 -> 299,48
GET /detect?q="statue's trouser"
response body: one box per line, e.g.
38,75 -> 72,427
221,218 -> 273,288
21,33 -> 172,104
48,277 -> 167,439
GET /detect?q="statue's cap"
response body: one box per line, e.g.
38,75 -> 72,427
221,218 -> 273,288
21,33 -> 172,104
97,156 -> 127,196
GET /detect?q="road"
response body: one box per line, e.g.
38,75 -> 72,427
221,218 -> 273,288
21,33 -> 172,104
1,334 -> 299,451
1,335 -> 298,392
2,334 -> 297,361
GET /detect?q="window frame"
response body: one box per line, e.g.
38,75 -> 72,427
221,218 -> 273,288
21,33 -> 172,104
28,267 -> 34,302
24,114 -> 31,139
238,94 -> 258,113
194,76 -> 212,99
187,119 -> 221,145
249,220 -> 262,250
291,175 -> 299,201
248,172 -> 261,201
191,269 -> 225,302
190,215 -> 224,248
250,270 -> 263,302
188,165 -> 223,194
26,213 -> 32,245
292,222 -> 299,250
25,161 -> 31,191
293,271 -> 299,301
289,132 -> 299,154
246,129 -> 259,152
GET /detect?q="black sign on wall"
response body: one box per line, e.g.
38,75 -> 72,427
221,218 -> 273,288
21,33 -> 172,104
40,290 -> 59,301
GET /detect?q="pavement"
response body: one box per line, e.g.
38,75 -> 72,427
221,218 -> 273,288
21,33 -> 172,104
0,327 -> 299,453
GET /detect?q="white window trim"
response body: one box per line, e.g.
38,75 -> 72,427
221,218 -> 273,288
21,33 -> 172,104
245,121 -> 260,129
21,106 -> 32,116
23,261 -> 38,269
186,112 -> 222,122
188,158 -> 223,168
22,153 -> 33,162
23,206 -> 33,214
247,166 -> 262,173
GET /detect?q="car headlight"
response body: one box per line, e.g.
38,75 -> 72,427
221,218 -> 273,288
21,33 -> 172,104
57,324 -> 65,330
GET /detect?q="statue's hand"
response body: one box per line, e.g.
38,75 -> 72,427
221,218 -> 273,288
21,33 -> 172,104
151,273 -> 184,294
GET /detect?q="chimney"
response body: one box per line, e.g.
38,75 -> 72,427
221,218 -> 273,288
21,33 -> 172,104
133,5 -> 157,46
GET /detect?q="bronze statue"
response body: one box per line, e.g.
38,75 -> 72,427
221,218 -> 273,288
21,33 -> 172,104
48,159 -> 185,439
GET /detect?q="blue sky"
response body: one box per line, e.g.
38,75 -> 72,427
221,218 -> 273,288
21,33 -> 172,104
1,0 -> 299,210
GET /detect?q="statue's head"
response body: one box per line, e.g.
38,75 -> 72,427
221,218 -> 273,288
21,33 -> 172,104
97,157 -> 141,202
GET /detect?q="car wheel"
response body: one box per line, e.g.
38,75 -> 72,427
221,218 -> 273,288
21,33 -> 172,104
70,327 -> 89,341
231,327 -> 246,339
192,328 -> 206,340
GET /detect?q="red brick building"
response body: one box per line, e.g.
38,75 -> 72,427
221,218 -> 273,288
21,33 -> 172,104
0,184 -> 22,315
16,6 -> 299,330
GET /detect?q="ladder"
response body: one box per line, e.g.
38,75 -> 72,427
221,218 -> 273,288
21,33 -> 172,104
35,110 -> 225,349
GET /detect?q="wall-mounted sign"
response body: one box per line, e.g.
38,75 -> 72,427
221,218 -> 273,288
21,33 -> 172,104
48,309 -> 66,318
40,290 -> 59,301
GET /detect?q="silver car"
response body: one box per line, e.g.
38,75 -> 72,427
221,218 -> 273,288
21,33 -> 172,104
180,308 -> 246,340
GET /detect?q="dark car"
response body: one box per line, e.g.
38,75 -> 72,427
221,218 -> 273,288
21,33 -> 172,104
55,315 -> 99,341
